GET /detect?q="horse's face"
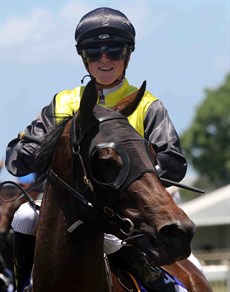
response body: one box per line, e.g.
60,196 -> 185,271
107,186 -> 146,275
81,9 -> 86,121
77,105 -> 195,266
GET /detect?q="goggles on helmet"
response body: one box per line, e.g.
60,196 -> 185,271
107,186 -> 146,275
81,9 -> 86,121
80,45 -> 133,62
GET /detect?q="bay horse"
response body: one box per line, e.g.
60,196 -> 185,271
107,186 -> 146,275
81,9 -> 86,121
32,79 -> 212,292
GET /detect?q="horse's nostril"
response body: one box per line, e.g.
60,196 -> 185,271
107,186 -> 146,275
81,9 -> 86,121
159,222 -> 195,245
159,223 -> 186,239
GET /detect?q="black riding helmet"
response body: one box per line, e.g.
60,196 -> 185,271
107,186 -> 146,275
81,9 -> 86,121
75,7 -> 136,84
75,7 -> 136,51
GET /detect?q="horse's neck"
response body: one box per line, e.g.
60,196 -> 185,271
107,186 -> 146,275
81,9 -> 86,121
72,228 -> 105,265
71,230 -> 111,292
33,188 -> 110,292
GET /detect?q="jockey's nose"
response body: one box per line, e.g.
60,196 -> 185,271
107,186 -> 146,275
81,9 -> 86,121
99,53 -> 110,62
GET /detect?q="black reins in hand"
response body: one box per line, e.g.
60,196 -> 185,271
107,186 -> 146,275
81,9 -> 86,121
0,180 -> 41,211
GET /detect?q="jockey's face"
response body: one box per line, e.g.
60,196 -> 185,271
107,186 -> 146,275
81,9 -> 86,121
87,53 -> 125,86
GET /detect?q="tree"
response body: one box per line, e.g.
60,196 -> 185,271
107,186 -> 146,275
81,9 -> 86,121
181,73 -> 230,191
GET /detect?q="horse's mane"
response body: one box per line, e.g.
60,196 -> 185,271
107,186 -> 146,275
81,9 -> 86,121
34,115 -> 72,175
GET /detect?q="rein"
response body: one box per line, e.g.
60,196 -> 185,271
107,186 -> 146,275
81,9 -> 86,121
48,162 -> 144,243
47,168 -> 135,237
0,180 -> 40,211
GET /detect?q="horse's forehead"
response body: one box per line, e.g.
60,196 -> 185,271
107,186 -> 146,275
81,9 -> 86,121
92,105 -> 137,140
86,106 -> 156,189
93,104 -> 125,121
90,105 -> 152,159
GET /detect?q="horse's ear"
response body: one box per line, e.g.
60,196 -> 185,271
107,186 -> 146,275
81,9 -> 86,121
112,81 -> 146,117
79,78 -> 98,120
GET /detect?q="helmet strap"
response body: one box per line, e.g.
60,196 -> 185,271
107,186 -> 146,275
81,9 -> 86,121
81,74 -> 92,84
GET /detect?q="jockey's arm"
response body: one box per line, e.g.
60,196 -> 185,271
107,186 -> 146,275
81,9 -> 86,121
5,101 -> 56,177
144,100 -> 187,183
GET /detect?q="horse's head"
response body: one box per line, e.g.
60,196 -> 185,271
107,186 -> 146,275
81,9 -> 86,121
37,79 -> 195,267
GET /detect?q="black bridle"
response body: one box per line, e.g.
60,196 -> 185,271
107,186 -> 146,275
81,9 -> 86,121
46,168 -> 136,239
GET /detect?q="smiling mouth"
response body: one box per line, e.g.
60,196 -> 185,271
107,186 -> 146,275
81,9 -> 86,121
99,66 -> 113,71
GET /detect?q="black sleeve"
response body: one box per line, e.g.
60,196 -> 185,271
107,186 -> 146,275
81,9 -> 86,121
144,100 -> 187,182
5,98 -> 56,176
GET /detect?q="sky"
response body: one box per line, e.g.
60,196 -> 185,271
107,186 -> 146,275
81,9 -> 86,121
0,0 -> 229,182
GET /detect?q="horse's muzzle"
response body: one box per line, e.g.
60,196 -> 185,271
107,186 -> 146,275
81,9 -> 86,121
136,220 -> 196,266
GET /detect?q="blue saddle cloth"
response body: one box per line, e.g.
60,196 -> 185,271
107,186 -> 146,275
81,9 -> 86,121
136,268 -> 188,292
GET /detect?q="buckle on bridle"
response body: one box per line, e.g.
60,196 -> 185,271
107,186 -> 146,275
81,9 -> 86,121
103,207 -> 134,236
103,206 -> 115,217
119,218 -> 134,236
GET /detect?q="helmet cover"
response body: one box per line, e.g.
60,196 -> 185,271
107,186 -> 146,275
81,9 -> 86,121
75,7 -> 135,51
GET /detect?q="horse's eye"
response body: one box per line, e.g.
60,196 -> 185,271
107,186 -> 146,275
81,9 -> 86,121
90,148 -> 122,184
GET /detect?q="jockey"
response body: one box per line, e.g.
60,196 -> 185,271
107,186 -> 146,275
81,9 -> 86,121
5,7 -> 187,292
